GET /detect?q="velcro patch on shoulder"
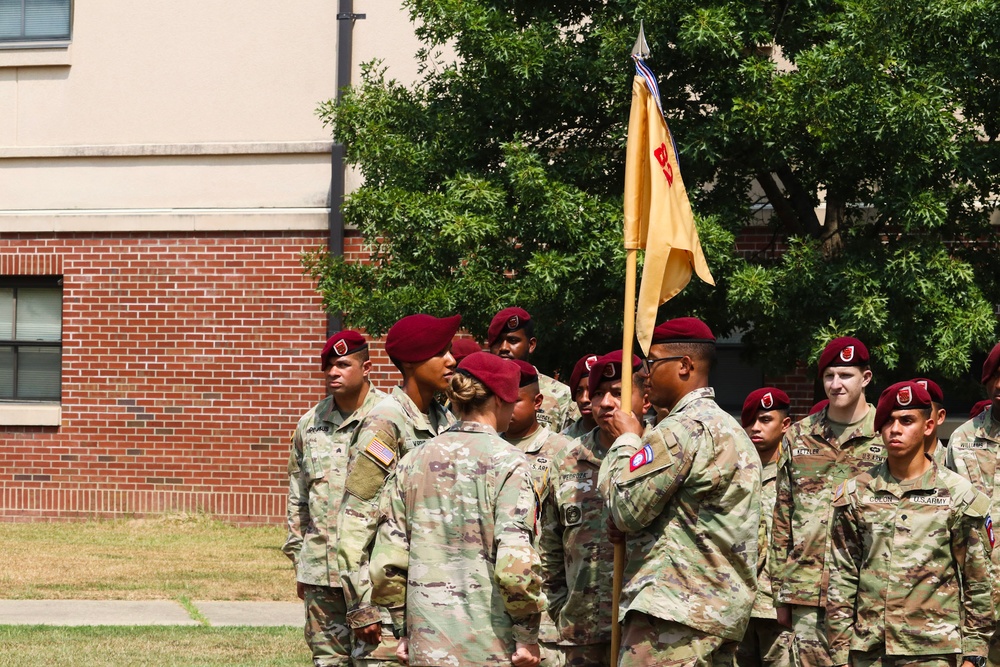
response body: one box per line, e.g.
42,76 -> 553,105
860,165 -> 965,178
618,429 -> 675,484
963,487 -> 992,519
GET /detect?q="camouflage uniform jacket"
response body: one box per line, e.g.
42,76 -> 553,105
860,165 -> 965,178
336,386 -> 456,628
945,408 -> 1000,501
505,425 -> 574,509
281,385 -> 386,586
538,373 -> 580,433
751,460 -> 779,620
770,406 -> 884,608
369,421 -> 546,666
539,427 -> 615,645
561,417 -> 591,441
598,387 -> 762,641
931,438 -> 948,468
826,460 -> 994,662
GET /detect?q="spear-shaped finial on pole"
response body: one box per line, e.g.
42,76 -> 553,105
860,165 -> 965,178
631,20 -> 650,59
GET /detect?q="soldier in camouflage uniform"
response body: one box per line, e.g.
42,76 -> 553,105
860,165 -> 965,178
598,317 -> 761,667
912,378 -> 948,466
828,381 -> 994,667
335,314 -> 460,665
540,350 -> 646,667
561,354 -> 599,440
945,343 -> 1000,667
504,360 -> 575,667
488,307 -> 579,432
770,337 -> 884,667
370,352 -> 546,667
282,331 -> 387,667
737,388 -> 794,667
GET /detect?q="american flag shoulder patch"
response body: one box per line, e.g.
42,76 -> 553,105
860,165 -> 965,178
366,437 -> 395,467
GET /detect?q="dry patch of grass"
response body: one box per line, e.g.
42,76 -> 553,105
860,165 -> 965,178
0,626 -> 310,666
0,514 -> 297,601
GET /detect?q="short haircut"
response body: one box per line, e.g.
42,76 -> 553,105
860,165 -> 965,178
664,341 -> 717,371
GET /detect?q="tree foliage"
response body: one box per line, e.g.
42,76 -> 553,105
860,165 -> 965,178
307,0 -> 1000,380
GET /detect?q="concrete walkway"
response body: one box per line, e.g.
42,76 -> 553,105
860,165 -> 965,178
0,599 -> 302,627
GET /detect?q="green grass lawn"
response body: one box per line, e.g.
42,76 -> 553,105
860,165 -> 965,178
0,514 -> 297,601
0,626 -> 312,666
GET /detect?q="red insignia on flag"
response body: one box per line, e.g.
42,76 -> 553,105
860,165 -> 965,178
897,387 -> 912,406
987,515 -> 995,548
761,392 -> 774,410
507,315 -> 520,330
629,444 -> 654,472
333,339 -> 349,356
840,346 -> 855,363
585,355 -> 598,371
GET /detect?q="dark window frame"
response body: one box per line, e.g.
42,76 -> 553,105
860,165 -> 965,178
0,0 -> 72,43
0,276 -> 63,402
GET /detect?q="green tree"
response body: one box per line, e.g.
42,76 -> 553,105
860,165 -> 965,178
306,0 -> 1000,380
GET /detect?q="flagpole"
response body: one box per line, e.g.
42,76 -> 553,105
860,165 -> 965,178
612,248 -> 636,667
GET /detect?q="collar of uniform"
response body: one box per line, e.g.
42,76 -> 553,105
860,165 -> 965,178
815,403 -> 877,448
574,427 -> 608,466
669,386 -> 716,415
316,387 -> 381,429
974,407 -> 1000,444
391,385 -> 435,433
761,459 -> 778,483
507,426 -> 550,454
868,457 -> 938,497
448,420 -> 500,437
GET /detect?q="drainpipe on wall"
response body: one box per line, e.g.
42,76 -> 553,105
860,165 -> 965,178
327,1 -> 365,336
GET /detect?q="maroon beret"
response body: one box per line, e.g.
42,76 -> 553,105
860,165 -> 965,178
874,381 -> 933,431
385,314 -> 462,363
457,352 -> 520,403
569,354 -> 600,395
451,337 -> 483,364
981,342 -> 1000,384
817,337 -> 869,375
588,350 -> 643,398
320,330 -> 367,369
651,317 -> 715,345
741,387 -> 791,428
911,378 -> 944,404
487,307 -> 532,346
512,359 -> 539,388
971,399 -> 992,419
809,399 -> 830,416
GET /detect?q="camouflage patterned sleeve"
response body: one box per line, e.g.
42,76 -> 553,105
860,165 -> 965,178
494,458 -> 546,644
598,427 -> 694,533
281,428 -> 307,564
825,486 -> 860,666
954,488 -> 994,656
370,468 -> 410,636
768,434 -> 793,604
337,412 -> 404,629
537,471 -> 567,625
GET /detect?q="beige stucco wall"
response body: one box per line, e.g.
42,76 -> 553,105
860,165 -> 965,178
0,1 -> 429,228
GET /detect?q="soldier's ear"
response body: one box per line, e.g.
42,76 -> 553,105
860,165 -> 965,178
527,337 -> 537,355
533,392 -> 543,410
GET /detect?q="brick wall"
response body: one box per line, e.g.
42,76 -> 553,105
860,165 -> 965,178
0,231 -> 329,525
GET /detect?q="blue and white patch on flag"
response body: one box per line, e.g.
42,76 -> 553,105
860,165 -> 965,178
629,444 -> 654,472
366,437 -> 395,467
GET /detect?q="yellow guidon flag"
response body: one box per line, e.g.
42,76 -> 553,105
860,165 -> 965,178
624,55 -> 715,355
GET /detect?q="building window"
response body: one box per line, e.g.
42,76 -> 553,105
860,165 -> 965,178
0,0 -> 71,43
0,277 -> 62,401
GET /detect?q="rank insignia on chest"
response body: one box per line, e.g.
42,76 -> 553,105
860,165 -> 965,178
987,516 -> 996,548
629,444 -> 654,472
366,437 -> 395,467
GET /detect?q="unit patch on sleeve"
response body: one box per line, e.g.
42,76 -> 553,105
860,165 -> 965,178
629,444 -> 655,472
987,515 -> 996,548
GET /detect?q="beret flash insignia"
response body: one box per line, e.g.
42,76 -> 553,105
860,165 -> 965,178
761,392 -> 774,410
507,315 -> 520,330
333,339 -> 349,356
839,345 -> 855,363
897,386 -> 912,406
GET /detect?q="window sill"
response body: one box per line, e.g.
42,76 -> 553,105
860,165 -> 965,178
0,403 -> 61,426
0,42 -> 71,68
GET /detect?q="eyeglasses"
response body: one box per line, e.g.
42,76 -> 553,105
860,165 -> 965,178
641,355 -> 684,375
